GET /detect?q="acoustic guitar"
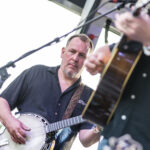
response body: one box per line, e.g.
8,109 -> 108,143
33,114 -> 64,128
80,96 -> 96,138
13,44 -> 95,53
82,0 -> 150,127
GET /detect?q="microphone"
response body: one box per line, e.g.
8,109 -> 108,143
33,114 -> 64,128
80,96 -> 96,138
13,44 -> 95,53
109,0 -> 137,3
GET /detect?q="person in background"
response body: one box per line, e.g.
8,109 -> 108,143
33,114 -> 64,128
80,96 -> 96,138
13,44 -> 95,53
0,34 -> 100,149
85,11 -> 150,150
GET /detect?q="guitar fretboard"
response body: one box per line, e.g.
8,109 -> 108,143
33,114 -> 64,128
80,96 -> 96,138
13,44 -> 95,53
48,115 -> 84,132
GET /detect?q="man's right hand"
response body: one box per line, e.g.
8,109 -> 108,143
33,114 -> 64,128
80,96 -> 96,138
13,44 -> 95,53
85,45 -> 111,75
4,116 -> 31,144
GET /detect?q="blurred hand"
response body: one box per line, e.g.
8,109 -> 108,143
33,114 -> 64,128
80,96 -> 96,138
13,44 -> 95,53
115,12 -> 150,46
85,45 -> 111,75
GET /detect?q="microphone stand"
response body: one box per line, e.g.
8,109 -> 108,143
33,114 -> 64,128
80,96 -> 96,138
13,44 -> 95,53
0,2 -> 126,89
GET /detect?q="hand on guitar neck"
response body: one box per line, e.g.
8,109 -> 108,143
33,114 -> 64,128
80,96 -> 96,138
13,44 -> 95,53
114,9 -> 150,47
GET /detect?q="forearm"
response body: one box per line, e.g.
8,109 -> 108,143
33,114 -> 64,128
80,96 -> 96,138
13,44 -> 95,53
79,128 -> 100,147
0,97 -> 14,126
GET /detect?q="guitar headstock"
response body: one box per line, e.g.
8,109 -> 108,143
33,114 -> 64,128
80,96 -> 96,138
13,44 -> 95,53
103,134 -> 143,150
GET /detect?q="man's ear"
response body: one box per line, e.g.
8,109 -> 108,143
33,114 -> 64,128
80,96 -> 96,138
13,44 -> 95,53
61,47 -> 65,58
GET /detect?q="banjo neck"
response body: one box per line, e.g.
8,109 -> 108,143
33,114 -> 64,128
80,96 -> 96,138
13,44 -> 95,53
47,115 -> 84,133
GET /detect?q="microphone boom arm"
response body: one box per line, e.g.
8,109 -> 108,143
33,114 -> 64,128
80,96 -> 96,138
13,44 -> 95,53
0,2 -> 126,89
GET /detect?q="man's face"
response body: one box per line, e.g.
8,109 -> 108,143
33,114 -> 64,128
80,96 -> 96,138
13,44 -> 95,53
61,37 -> 90,79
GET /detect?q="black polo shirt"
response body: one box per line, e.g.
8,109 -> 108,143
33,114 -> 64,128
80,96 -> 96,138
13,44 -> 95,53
102,52 -> 150,150
0,65 -> 93,131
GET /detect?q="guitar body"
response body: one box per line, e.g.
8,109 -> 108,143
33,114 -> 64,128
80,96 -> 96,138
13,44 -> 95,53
0,113 -> 49,150
82,39 -> 143,127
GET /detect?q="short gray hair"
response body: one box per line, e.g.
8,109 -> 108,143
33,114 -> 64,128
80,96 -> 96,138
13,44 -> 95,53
66,34 -> 94,53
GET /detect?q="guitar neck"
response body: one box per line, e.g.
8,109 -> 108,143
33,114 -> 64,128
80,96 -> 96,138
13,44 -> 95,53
47,115 -> 84,132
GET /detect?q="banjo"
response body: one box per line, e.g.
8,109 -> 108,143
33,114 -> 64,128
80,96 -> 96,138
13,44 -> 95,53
0,113 -> 84,150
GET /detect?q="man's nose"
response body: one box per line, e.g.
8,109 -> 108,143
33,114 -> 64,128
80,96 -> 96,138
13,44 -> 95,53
72,53 -> 79,61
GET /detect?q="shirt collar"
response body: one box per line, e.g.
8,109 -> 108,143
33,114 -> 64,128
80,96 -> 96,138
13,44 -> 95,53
47,65 -> 60,75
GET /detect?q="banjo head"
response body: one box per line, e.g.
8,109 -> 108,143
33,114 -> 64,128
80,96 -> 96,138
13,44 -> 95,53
0,113 -> 49,150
